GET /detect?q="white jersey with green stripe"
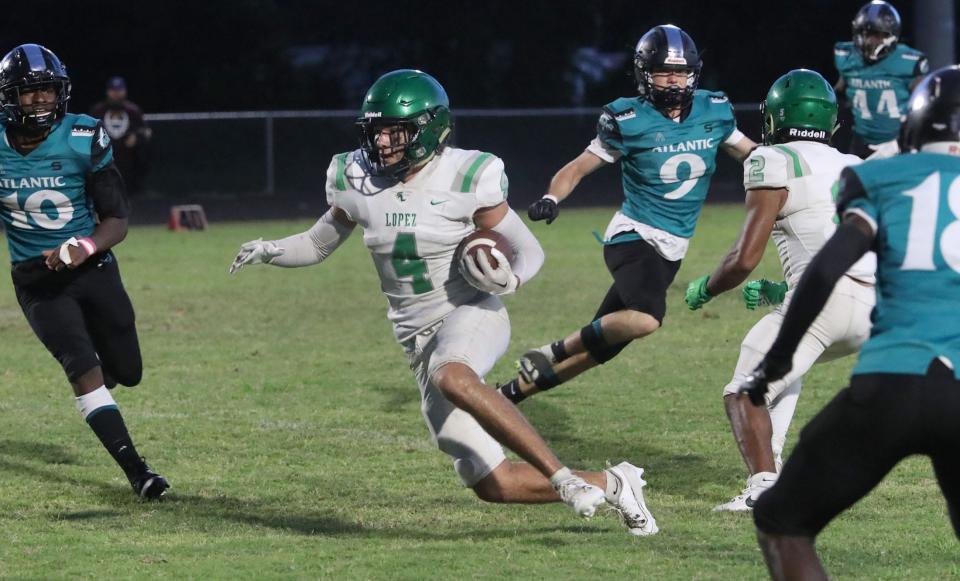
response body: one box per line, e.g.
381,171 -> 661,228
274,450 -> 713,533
743,140 -> 876,289
325,147 -> 508,342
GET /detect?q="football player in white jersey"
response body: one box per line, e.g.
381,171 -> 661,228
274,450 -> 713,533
684,70 -> 877,511
229,70 -> 658,535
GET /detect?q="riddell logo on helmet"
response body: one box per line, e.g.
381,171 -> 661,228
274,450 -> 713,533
664,56 -> 687,65
364,112 -> 382,118
788,128 -> 828,139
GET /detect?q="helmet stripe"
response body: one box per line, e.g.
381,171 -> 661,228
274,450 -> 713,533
663,26 -> 685,58
22,45 -> 47,71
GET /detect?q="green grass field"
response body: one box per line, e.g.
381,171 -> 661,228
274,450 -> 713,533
0,206 -> 956,580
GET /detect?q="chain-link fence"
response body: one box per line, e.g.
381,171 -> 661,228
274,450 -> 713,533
136,105 -> 766,223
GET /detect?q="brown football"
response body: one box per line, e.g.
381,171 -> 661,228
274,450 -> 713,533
457,229 -> 515,271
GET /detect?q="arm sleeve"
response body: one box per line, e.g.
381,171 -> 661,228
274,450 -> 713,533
836,166 -> 879,235
475,156 -> 510,209
491,208 -> 544,285
86,162 -> 130,219
743,147 -> 789,190
268,209 -> 355,268
766,221 -> 874,363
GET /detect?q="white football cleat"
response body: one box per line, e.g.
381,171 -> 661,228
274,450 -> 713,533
606,462 -> 659,536
712,471 -> 778,512
554,475 -> 606,518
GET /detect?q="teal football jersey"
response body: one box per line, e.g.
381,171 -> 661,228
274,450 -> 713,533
597,90 -> 738,238
839,152 -> 960,378
0,114 -> 112,262
834,42 -> 928,144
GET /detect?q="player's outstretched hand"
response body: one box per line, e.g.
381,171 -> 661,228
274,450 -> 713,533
737,357 -> 792,406
461,248 -> 518,295
528,196 -> 559,224
229,238 -> 284,274
743,279 -> 788,310
684,275 -> 712,310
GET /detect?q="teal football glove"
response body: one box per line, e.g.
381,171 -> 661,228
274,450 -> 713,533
685,275 -> 713,310
743,279 -> 788,310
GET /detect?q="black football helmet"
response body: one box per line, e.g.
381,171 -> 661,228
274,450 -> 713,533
852,1 -> 901,63
0,44 -> 71,131
634,24 -> 701,112
899,65 -> 960,153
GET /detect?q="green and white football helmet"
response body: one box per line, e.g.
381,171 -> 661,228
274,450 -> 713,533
761,69 -> 838,145
356,69 -> 452,178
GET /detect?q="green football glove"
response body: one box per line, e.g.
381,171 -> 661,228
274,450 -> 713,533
743,279 -> 788,310
685,275 -> 713,310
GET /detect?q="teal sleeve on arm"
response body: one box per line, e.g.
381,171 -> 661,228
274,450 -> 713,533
836,167 -> 878,233
597,107 -> 628,156
90,123 -> 114,172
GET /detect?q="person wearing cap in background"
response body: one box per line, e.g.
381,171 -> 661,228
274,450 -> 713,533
90,76 -> 152,195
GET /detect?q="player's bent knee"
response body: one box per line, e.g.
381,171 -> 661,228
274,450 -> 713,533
471,463 -> 511,503
431,362 -> 480,405
626,310 -> 660,338
110,364 -> 142,387
472,478 -> 507,503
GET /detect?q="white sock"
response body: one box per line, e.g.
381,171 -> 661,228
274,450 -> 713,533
549,467 -> 574,487
768,379 -> 802,460
75,386 -> 117,421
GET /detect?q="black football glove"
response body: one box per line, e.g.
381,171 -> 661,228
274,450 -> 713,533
528,196 -> 559,224
737,356 -> 792,406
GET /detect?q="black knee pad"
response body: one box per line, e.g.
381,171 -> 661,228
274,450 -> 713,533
580,320 -> 630,364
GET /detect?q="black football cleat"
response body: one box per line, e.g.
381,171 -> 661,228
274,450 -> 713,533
129,461 -> 170,500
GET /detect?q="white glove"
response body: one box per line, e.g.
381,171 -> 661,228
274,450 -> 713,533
229,238 -> 285,274
460,248 -> 519,295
